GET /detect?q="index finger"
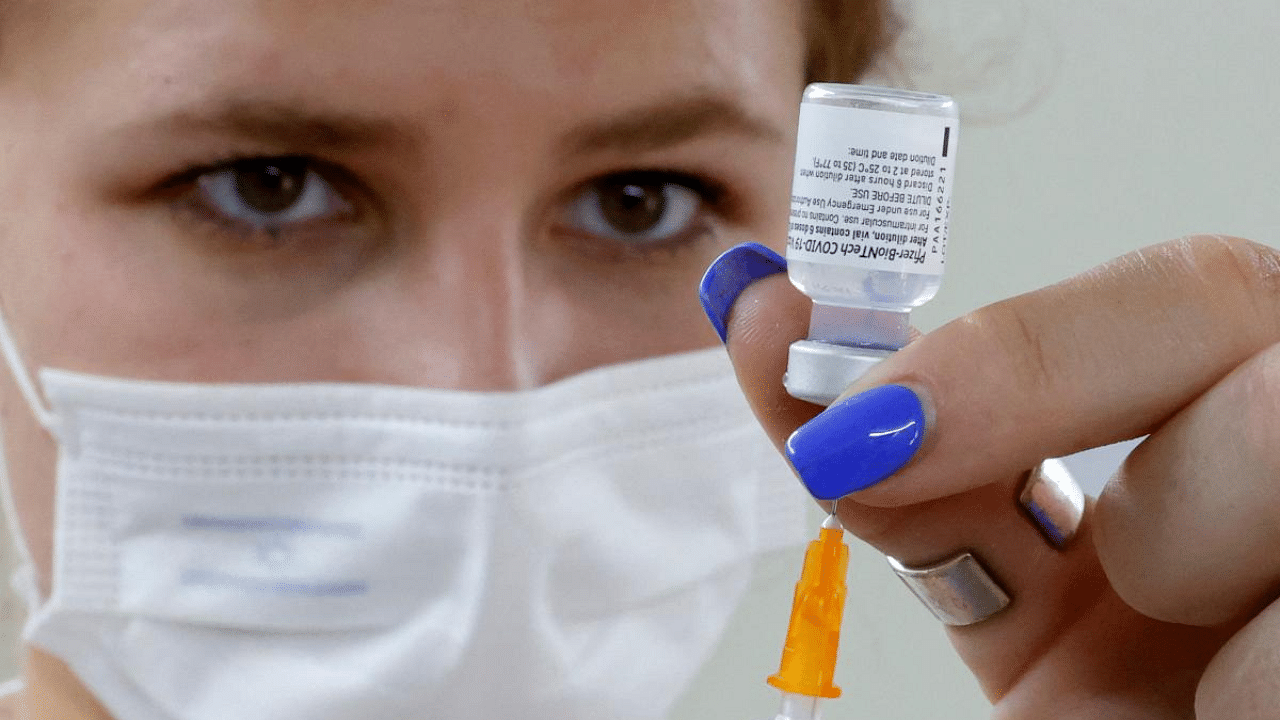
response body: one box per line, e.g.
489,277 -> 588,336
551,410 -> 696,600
779,235 -> 1280,508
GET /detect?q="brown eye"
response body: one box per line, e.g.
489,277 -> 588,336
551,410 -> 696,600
231,158 -> 309,213
561,172 -> 705,245
596,177 -> 671,234
195,157 -> 351,228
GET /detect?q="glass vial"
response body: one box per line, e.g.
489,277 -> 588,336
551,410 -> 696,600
784,84 -> 958,405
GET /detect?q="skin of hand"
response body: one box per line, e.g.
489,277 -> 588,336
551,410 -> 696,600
720,234 -> 1280,719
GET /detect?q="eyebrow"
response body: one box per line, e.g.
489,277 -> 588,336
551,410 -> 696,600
146,98 -> 412,153
562,93 -> 787,155
130,92 -> 784,158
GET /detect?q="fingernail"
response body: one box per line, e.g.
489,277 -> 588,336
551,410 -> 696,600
698,242 -> 787,343
785,384 -> 925,500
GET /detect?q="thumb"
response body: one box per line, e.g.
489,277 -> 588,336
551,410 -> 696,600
698,243 -> 823,455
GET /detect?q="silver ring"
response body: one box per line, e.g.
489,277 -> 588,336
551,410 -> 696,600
887,551 -> 1011,626
1018,459 -> 1085,549
886,461 -> 1081,626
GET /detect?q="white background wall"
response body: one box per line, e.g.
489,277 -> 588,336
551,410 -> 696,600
0,1 -> 1276,718
676,1 -> 1278,719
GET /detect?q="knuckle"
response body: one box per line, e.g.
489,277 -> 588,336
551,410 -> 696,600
1153,235 -> 1280,333
968,299 -> 1058,395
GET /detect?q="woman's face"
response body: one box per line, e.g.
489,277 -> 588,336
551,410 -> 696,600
0,0 -> 805,585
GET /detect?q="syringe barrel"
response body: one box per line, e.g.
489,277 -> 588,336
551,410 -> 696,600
768,691 -> 825,720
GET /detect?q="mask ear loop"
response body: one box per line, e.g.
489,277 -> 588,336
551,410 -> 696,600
0,308 -> 54,601
0,430 -> 38,591
0,308 -> 55,431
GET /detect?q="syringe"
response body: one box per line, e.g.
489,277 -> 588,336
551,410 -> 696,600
765,510 -> 849,720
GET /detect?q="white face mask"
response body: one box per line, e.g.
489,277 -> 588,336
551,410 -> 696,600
0,315 -> 806,720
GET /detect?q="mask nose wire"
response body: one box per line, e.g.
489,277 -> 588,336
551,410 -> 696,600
0,308 -> 56,432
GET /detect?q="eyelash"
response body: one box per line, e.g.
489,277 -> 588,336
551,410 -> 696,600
161,154 -> 361,242
555,169 -> 728,256
159,155 -> 731,258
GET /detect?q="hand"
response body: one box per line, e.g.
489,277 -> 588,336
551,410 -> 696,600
708,235 -> 1280,718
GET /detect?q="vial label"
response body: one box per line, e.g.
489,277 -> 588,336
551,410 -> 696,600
787,103 -> 955,274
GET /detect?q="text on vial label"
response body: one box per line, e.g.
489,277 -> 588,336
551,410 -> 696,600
787,104 -> 955,275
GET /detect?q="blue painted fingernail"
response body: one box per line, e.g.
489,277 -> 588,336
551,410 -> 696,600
785,384 -> 925,500
699,242 -> 787,343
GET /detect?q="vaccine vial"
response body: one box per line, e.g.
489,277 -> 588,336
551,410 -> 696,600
784,84 -> 958,405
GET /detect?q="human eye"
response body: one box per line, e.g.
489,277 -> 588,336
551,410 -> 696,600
556,171 -> 722,251
177,156 -> 357,244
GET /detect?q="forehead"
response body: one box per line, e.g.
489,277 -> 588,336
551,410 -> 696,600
11,0 -> 805,127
